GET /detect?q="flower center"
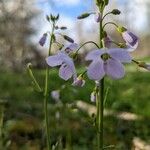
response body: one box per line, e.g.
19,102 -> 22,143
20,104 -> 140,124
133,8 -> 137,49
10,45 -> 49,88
101,53 -> 111,61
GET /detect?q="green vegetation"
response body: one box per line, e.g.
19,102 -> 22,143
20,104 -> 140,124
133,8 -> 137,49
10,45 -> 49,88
0,67 -> 150,149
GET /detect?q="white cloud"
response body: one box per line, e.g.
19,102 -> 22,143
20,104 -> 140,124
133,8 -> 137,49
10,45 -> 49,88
54,0 -> 80,6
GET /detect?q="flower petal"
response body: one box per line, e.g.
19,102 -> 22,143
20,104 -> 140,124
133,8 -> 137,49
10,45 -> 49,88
59,64 -> 73,80
62,43 -> 78,53
85,49 -> 104,61
105,58 -> 125,79
87,59 -> 105,80
46,54 -> 63,67
108,48 -> 132,63
122,31 -> 138,50
62,54 -> 77,80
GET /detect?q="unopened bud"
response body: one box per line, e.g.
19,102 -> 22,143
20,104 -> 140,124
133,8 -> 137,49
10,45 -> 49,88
63,35 -> 74,43
77,13 -> 91,19
60,26 -> 67,30
111,9 -> 121,15
46,15 -> 50,22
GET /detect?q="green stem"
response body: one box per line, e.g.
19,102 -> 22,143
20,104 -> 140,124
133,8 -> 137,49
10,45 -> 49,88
44,22 -> 55,150
97,5 -> 105,150
103,22 -> 118,30
99,79 -> 104,150
0,105 -> 4,149
76,41 -> 100,53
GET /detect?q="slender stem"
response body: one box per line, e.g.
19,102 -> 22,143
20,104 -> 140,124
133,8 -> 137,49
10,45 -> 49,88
76,41 -> 100,53
97,5 -> 105,150
44,22 -> 55,150
99,79 -> 104,150
0,105 -> 4,149
27,63 -> 42,92
102,12 -> 112,21
132,59 -> 139,64
103,22 -> 118,30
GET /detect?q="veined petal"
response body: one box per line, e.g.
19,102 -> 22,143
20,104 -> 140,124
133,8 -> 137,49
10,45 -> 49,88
62,43 -> 78,53
59,64 -> 73,80
85,49 -> 104,61
108,48 -> 132,63
105,58 -> 125,79
122,31 -> 138,50
46,53 -> 63,67
87,59 -> 105,80
62,54 -> 77,79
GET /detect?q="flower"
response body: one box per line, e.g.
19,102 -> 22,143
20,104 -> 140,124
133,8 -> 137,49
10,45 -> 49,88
39,33 -> 47,46
72,75 -> 85,87
51,90 -> 60,102
85,48 -> 132,80
46,52 -> 77,80
122,31 -> 138,50
90,92 -> 96,102
62,43 -> 78,54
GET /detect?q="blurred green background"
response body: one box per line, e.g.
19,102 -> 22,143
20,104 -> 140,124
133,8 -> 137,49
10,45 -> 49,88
0,0 -> 150,150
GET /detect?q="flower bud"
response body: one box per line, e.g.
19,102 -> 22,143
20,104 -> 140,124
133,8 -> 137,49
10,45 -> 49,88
111,9 -> 121,15
72,75 -> 85,87
51,90 -> 60,102
63,35 -> 74,43
77,13 -> 91,19
104,0 -> 109,5
39,33 -> 47,46
90,92 -> 96,102
95,13 -> 101,23
46,15 -> 50,22
60,26 -> 67,30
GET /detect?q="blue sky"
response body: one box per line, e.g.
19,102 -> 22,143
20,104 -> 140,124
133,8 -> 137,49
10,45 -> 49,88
36,0 -> 94,18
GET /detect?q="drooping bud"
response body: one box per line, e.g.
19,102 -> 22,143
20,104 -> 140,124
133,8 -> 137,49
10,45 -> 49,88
72,75 -> 85,87
111,9 -> 121,15
63,35 -> 74,43
77,13 -> 91,19
95,12 -> 101,23
60,26 -> 67,30
39,33 -> 47,46
117,26 -> 138,50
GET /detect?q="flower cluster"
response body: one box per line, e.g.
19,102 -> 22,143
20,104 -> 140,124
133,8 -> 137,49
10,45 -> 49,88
45,31 -> 138,85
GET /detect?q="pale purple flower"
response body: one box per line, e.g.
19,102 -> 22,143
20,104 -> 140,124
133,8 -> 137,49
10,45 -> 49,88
46,52 -> 77,80
62,43 -> 78,54
72,76 -> 85,87
39,33 -> 47,46
95,12 -> 101,23
90,92 -> 96,102
122,31 -> 138,51
51,90 -> 60,102
86,48 -> 132,80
